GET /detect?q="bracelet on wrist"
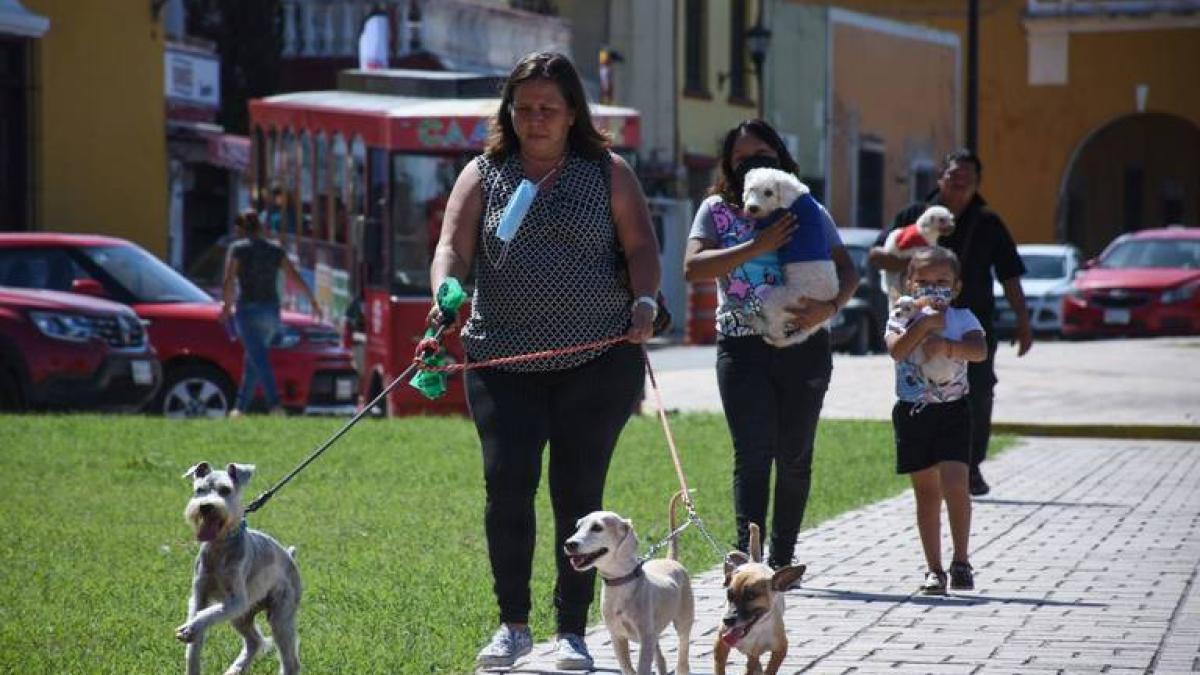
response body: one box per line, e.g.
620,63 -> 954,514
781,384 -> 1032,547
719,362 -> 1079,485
632,295 -> 658,319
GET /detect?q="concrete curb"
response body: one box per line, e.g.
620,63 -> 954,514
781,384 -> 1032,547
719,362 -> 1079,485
819,417 -> 1200,441
989,421 -> 1200,441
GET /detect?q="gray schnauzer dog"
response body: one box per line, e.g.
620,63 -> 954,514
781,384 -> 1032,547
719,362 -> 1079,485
178,462 -> 302,675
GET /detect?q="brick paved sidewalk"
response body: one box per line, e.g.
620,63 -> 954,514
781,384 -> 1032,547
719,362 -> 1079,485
484,438 -> 1200,674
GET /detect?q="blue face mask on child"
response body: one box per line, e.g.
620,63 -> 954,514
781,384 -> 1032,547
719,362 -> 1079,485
915,285 -> 954,304
496,178 -> 538,242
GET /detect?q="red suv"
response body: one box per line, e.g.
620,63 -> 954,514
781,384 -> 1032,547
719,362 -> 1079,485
0,233 -> 358,417
0,286 -> 161,411
1062,227 -> 1200,339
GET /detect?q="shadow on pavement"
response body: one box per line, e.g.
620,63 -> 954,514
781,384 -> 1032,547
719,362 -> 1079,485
797,586 -> 1107,608
974,497 -> 1130,509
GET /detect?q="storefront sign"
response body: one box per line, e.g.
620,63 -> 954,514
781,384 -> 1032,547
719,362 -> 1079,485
206,134 -> 250,172
165,46 -> 219,109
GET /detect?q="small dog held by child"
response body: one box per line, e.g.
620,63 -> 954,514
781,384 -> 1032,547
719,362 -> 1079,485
740,167 -> 839,347
178,462 -> 302,675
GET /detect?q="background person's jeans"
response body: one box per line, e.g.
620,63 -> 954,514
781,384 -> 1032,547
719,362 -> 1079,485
716,331 -> 832,567
234,302 -> 282,412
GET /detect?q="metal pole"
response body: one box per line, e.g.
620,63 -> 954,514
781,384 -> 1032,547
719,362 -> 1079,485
966,0 -> 979,150
755,0 -> 766,120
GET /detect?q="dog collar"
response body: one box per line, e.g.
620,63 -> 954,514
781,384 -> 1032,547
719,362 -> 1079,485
601,562 -> 644,587
223,519 -> 247,543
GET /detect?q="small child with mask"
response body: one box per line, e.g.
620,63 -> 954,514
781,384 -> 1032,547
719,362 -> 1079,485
884,245 -> 987,596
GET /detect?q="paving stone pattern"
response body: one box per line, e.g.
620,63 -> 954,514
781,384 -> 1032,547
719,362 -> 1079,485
484,438 -> 1200,674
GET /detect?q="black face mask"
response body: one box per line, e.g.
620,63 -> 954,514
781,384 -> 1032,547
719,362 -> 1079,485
732,154 -> 782,190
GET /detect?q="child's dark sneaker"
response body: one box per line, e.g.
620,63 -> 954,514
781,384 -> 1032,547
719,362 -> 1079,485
918,569 -> 947,595
949,561 -> 975,590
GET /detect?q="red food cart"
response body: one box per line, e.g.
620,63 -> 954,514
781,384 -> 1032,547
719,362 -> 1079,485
248,76 -> 641,415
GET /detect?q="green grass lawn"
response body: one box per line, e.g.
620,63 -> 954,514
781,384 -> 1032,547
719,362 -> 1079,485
0,413 -> 1009,673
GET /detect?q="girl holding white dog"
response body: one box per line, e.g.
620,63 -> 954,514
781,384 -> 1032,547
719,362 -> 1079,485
885,245 -> 986,595
683,120 -> 858,569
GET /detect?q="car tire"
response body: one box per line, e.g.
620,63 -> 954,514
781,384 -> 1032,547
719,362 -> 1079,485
155,364 -> 235,419
850,314 -> 871,355
0,363 -> 26,412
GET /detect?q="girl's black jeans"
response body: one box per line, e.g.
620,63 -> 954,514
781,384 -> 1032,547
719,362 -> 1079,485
465,342 -> 644,636
716,331 -> 831,567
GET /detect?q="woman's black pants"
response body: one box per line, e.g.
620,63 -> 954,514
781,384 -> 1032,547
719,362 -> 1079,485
465,343 -> 644,636
716,331 -> 831,567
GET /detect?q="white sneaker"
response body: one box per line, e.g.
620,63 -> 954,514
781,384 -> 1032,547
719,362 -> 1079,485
475,625 -> 532,669
554,633 -> 594,671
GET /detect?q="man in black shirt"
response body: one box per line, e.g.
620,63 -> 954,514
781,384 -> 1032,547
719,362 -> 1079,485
870,149 -> 1032,496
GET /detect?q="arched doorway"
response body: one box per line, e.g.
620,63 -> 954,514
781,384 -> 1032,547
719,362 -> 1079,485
1059,113 -> 1200,257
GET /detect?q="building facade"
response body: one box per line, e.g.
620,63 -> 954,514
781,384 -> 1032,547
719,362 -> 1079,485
788,0 -> 1200,254
4,0 -> 168,256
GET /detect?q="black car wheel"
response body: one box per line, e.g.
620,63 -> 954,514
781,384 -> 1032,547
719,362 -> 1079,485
849,314 -> 871,355
0,364 -> 25,412
155,364 -> 235,418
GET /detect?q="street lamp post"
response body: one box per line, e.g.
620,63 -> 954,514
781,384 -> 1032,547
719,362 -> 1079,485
746,6 -> 772,120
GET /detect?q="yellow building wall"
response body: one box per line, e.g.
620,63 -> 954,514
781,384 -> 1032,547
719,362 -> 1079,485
787,0 -> 1200,244
25,0 -> 167,256
828,21 -> 958,227
677,0 -> 762,162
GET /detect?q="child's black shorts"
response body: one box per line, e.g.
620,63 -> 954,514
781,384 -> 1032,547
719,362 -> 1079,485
892,398 -> 972,474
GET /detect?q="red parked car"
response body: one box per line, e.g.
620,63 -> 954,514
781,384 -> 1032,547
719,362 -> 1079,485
0,286 -> 161,411
1062,227 -> 1200,339
0,233 -> 358,417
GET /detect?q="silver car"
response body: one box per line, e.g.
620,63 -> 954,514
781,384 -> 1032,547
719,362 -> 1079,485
993,243 -> 1083,336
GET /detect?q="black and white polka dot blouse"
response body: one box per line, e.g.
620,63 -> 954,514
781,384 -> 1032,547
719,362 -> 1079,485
461,151 -> 631,372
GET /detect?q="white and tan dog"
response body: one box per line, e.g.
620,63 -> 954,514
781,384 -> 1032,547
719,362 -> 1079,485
891,294 -> 957,386
564,493 -> 694,675
882,205 -> 955,303
715,524 -> 806,675
741,167 -> 839,347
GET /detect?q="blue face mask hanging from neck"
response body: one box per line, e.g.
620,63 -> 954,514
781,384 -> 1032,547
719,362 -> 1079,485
496,178 -> 538,242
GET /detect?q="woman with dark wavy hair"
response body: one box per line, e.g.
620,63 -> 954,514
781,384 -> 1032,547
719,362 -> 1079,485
430,52 -> 661,670
684,119 -> 858,570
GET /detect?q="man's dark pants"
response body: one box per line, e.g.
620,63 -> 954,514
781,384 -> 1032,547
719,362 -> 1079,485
966,331 -> 998,472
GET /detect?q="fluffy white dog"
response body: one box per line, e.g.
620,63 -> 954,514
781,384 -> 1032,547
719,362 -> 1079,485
892,295 -> 957,385
882,205 -> 955,303
741,167 -> 839,347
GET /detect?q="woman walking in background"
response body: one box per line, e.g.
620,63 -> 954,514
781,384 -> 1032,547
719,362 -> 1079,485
220,210 -> 321,417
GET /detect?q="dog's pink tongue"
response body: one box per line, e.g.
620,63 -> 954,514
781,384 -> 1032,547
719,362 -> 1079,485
721,626 -> 745,647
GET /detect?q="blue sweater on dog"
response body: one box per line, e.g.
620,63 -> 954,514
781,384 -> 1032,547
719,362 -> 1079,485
757,192 -> 830,263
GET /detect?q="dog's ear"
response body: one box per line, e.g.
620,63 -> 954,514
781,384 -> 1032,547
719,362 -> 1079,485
723,551 -> 750,587
183,462 -> 211,480
771,563 -> 807,592
226,463 -> 256,486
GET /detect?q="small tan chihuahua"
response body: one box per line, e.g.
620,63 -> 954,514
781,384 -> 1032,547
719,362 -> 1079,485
715,524 -> 806,675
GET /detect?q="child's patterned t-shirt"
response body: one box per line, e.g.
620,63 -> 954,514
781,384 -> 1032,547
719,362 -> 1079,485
886,303 -> 984,403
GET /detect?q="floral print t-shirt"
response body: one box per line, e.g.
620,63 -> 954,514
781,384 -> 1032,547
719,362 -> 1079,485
688,195 -> 843,337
